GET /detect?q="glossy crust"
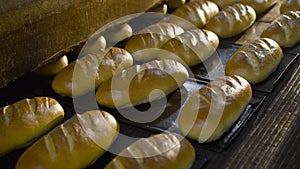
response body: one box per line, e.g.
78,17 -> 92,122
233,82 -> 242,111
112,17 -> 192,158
240,0 -> 276,14
16,110 -> 119,169
166,0 -> 186,9
0,97 -> 64,156
104,133 -> 195,169
160,29 -> 219,66
33,55 -> 68,76
125,22 -> 184,62
96,59 -> 189,108
170,0 -> 219,29
51,47 -> 133,97
280,0 -> 300,14
104,23 -> 133,43
225,38 -> 283,84
208,0 -> 239,9
179,75 -> 252,143
204,3 -> 256,38
261,11 -> 300,48
150,3 -> 168,14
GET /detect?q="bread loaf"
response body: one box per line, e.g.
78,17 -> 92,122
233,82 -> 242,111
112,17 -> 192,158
280,0 -> 300,14
179,75 -> 252,143
208,0 -> 239,9
125,22 -> 184,62
166,0 -> 186,9
79,35 -> 106,57
0,97 -> 64,156
33,55 -> 68,76
225,38 -> 283,84
261,11 -> 300,48
96,59 -> 189,108
204,3 -> 256,38
103,23 -> 133,43
170,0 -> 219,29
159,28 -> 219,66
16,110 -> 119,169
240,0 -> 276,14
52,47 -> 133,97
149,3 -> 168,14
104,133 -> 195,169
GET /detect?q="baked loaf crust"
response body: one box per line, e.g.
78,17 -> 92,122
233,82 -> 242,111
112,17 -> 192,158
261,11 -> 300,48
179,75 -> 252,143
16,110 -> 119,169
240,0 -> 276,14
104,133 -> 195,169
208,0 -> 239,9
33,55 -> 68,76
204,3 -> 256,38
160,29 -> 219,66
125,22 -> 184,62
0,97 -> 64,156
52,47 -> 133,97
96,59 -> 189,108
280,0 -> 300,14
170,0 -> 219,29
103,23 -> 133,43
166,0 -> 186,9
225,38 -> 283,84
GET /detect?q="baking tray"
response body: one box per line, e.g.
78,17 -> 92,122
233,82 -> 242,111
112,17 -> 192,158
191,45 -> 300,93
0,73 -> 208,169
83,78 -> 266,153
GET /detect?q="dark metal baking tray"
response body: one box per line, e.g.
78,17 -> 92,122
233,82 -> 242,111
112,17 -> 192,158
85,78 -> 266,153
191,45 -> 300,93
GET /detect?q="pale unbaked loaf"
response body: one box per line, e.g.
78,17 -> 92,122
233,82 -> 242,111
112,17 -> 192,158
96,59 -> 189,108
125,22 -> 184,62
33,55 -> 68,76
0,97 -> 64,156
204,3 -> 256,38
240,0 -> 276,14
179,75 -> 252,143
170,0 -> 219,29
104,133 -> 195,169
16,110 -> 119,169
51,47 -> 133,97
261,11 -> 300,48
225,38 -> 283,84
159,28 -> 219,66
280,0 -> 300,14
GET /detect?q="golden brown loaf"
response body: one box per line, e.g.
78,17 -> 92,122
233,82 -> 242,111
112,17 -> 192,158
225,38 -> 283,84
79,35 -> 106,57
261,11 -> 300,48
104,133 -> 195,169
204,3 -> 256,38
0,97 -> 64,156
149,3 -> 168,14
33,55 -> 68,76
179,75 -> 252,143
239,0 -> 276,14
16,110 -> 119,169
166,0 -> 186,9
208,0 -> 239,9
160,28 -> 219,66
52,47 -> 133,97
280,0 -> 300,14
125,22 -> 184,62
104,23 -> 133,43
96,59 -> 189,108
170,0 -> 219,29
